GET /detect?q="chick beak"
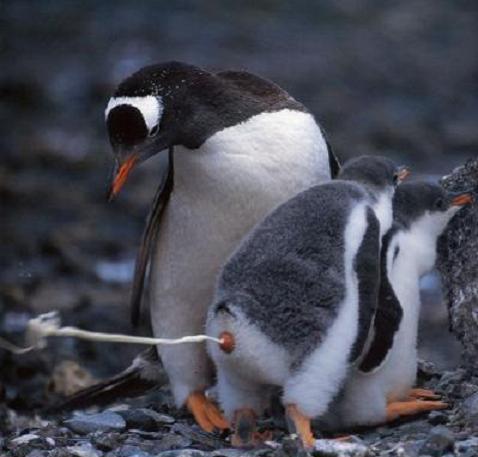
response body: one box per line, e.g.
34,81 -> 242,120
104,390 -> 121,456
107,154 -> 139,201
397,166 -> 411,183
451,192 -> 474,207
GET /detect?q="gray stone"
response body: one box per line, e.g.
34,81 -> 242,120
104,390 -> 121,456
64,412 -> 126,435
428,411 -> 449,425
314,438 -> 370,457
118,408 -> 174,431
152,434 -> 193,452
437,158 -> 478,374
92,432 -> 122,452
461,392 -> 478,425
419,426 -> 455,457
114,445 -> 152,457
67,442 -> 103,457
455,437 -> 478,457
26,451 -> 49,457
155,450 -> 209,457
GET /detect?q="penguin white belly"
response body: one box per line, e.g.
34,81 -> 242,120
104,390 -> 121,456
326,244 -> 422,427
149,109 -> 329,406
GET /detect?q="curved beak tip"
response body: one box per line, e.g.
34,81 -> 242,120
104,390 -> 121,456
107,155 -> 139,202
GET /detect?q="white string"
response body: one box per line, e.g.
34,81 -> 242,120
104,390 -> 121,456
0,311 -> 222,355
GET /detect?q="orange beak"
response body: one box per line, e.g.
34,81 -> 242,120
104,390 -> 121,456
108,154 -> 139,201
451,193 -> 474,207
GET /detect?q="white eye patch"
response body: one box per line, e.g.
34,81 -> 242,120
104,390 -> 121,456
105,95 -> 164,132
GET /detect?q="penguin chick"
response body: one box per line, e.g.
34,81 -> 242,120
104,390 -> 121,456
105,61 -> 338,431
323,182 -> 473,429
206,156 -> 402,448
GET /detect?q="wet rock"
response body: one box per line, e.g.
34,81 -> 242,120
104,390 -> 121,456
118,408 -> 174,431
455,437 -> 478,457
438,158 -> 478,374
64,411 -> 126,434
461,392 -> 478,426
67,442 -> 103,457
419,426 -> 454,456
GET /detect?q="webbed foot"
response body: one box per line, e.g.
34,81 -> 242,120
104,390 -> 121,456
186,391 -> 229,432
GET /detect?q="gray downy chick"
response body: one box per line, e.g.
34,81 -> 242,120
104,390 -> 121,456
206,155 -> 403,448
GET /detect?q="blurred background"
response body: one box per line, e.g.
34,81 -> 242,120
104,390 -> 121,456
1,0 -> 477,410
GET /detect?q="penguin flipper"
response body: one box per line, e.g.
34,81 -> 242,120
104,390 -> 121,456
359,227 -> 403,372
349,208 -> 381,362
131,148 -> 174,326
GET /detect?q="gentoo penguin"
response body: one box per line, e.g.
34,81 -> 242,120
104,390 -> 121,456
206,156 -> 405,448
105,61 -> 339,431
322,182 -> 473,429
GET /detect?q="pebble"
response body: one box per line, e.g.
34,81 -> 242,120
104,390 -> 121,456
428,411 -> 449,425
67,442 -> 103,457
155,450 -> 209,457
113,445 -> 152,457
152,434 -> 193,452
419,425 -> 455,457
92,432 -> 122,452
118,408 -> 175,431
64,412 -> 126,435
314,438 -> 369,457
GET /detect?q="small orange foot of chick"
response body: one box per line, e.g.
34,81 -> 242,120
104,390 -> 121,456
407,388 -> 441,400
231,408 -> 258,448
285,404 -> 315,450
186,391 -> 229,433
386,399 -> 448,422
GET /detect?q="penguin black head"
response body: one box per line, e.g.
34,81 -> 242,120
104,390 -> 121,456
338,155 -> 409,193
393,182 -> 473,229
105,61 -> 308,199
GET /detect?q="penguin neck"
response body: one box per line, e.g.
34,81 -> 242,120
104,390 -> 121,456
370,189 -> 394,237
397,211 -> 454,277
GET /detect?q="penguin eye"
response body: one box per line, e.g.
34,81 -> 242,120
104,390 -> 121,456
149,124 -> 160,137
393,173 -> 399,186
435,198 -> 445,210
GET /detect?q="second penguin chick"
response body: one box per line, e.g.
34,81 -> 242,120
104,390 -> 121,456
206,156 -> 403,448
323,182 -> 473,429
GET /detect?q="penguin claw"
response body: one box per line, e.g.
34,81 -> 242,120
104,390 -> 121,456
407,388 -> 441,400
386,399 -> 448,422
285,404 -> 316,450
186,391 -> 229,433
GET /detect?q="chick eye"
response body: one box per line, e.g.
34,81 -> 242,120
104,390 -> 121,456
149,124 -> 160,137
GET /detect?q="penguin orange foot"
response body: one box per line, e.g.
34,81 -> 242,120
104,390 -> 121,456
386,399 -> 448,422
230,408 -> 258,448
186,391 -> 229,432
286,404 -> 315,450
407,388 -> 441,400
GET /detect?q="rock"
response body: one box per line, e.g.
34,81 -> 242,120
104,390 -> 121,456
461,392 -> 478,425
419,426 -> 455,457
64,412 -> 126,434
67,442 -> 103,457
155,450 -> 209,457
455,437 -> 478,457
437,158 -> 478,374
92,432 -> 122,452
113,445 -> 152,457
428,410 -> 449,425
314,438 -> 370,457
118,408 -> 174,431
26,451 -> 49,457
48,360 -> 96,396
152,434 -> 193,452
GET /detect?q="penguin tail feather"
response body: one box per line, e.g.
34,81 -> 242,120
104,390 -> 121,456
44,348 -> 166,413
